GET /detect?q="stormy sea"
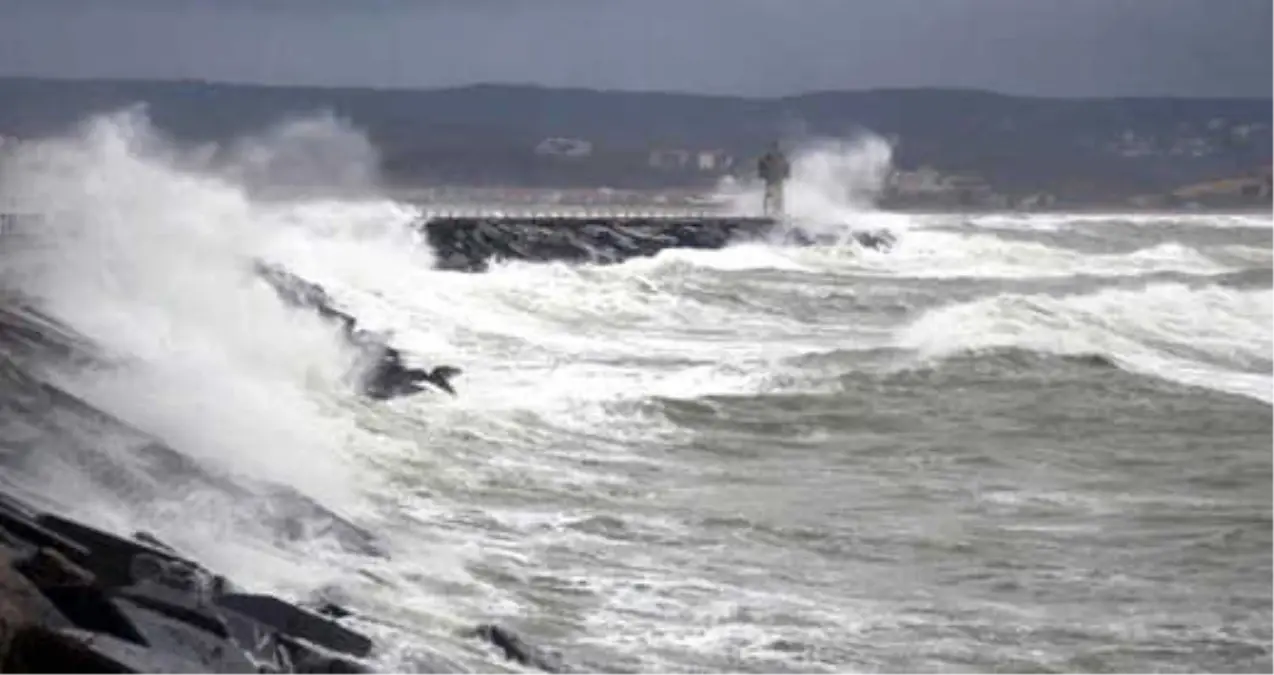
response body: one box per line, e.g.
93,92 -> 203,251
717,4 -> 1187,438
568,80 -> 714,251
1,111 -> 1270,673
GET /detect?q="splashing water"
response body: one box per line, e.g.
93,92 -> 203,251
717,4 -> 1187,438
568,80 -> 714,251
713,132 -> 905,238
0,108 -> 1269,673
0,108 -> 392,508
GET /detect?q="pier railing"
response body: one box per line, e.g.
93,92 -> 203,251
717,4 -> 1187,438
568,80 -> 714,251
416,205 -> 751,221
0,206 -> 765,234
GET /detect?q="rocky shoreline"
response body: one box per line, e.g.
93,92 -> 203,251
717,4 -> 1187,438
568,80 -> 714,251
0,490 -> 376,672
0,486 -> 567,673
0,215 -> 888,672
0,300 -> 564,673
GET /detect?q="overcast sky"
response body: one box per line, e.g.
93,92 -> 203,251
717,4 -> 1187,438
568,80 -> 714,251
0,0 -> 1269,98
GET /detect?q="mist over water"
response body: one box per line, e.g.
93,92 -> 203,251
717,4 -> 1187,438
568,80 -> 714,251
716,133 -> 908,243
0,110 -> 375,506
1,111 -> 1270,672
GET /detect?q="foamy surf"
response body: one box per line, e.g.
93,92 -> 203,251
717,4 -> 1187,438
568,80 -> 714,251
948,211 -> 1274,232
898,282 -> 1273,403
1,110 -> 1270,673
838,230 -> 1252,280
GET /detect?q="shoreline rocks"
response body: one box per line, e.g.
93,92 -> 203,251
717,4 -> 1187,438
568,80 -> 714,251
0,491 -> 376,672
419,216 -> 895,271
1,299 -> 568,673
2,213 -> 881,673
252,261 -> 463,401
0,486 -> 567,673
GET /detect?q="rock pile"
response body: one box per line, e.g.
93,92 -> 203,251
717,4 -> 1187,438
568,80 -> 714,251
0,490 -> 376,672
0,300 -> 567,673
420,216 -> 895,271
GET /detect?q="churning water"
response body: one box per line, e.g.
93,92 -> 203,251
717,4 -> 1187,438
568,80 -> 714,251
0,111 -> 1269,672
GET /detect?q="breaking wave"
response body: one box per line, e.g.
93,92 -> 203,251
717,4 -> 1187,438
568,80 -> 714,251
898,282 -> 1273,403
0,109 -> 1269,672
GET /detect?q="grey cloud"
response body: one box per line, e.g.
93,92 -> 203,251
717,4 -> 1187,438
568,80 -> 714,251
0,0 -> 1268,97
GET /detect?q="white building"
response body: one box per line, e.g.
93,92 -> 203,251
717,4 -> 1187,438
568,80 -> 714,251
649,149 -> 691,169
696,150 -> 733,171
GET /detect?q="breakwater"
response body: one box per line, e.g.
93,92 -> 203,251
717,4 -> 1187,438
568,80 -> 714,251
1,210 -> 896,274
418,215 -> 894,272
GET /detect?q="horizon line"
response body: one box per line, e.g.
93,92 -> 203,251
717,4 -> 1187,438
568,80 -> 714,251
1,72 -> 1270,103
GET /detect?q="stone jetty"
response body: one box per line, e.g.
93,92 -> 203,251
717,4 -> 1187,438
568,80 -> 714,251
417,213 -> 894,272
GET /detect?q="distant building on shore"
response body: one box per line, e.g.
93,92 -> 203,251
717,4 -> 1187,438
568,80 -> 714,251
696,150 -> 734,172
1171,164 -> 1274,204
648,148 -> 691,170
882,166 -> 1010,208
649,148 -> 734,172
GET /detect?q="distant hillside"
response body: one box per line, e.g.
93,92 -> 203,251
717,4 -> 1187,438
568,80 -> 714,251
0,76 -> 1269,204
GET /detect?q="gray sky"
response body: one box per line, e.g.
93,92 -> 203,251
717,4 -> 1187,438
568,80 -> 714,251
0,0 -> 1269,98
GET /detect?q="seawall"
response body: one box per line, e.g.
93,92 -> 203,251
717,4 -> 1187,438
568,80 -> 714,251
418,213 -> 894,272
2,210 -> 894,274
420,215 -> 776,271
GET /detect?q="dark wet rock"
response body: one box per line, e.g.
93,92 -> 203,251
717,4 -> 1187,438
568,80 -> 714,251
771,226 -> 898,250
1,505 -> 581,672
419,216 -> 897,271
469,624 -> 566,673
251,261 -> 462,402
314,602 -> 354,620
0,547 -> 72,666
131,531 -> 180,556
215,593 -> 373,659
0,490 -> 377,673
13,547 -> 95,588
0,496 -> 91,561
5,626 -> 145,673
1065,352 -> 1119,369
360,361 -> 461,402
0,300 -> 108,371
1,298 -> 580,673
35,512 -> 201,590
1,333 -> 390,565
252,262 -> 352,331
